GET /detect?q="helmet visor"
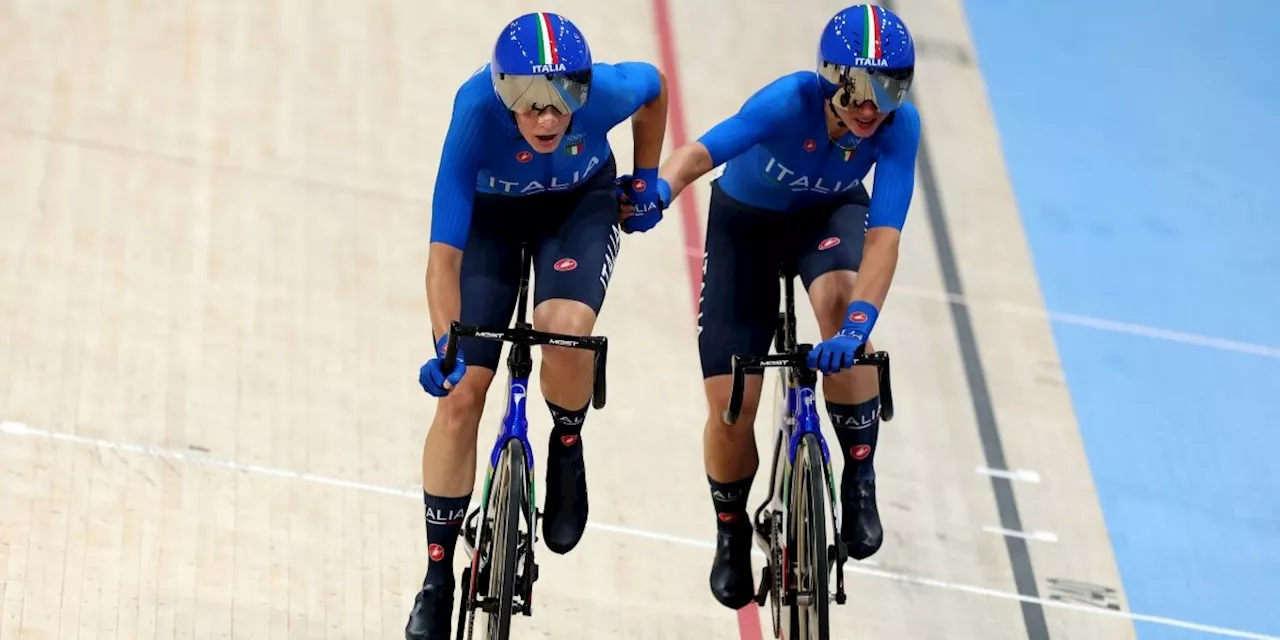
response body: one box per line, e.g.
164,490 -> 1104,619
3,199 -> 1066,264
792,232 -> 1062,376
819,63 -> 913,112
494,69 -> 592,114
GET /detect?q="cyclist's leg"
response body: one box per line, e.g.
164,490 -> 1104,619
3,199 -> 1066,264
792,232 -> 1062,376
528,157 -> 623,555
793,185 -> 884,559
698,183 -> 784,609
420,205 -> 521,495
408,194 -> 522,639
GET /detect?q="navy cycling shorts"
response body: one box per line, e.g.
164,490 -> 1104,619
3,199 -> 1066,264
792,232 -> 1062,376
697,180 -> 872,379
457,156 -> 622,371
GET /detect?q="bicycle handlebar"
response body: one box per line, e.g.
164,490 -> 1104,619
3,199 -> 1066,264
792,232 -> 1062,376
722,345 -> 894,426
440,320 -> 610,409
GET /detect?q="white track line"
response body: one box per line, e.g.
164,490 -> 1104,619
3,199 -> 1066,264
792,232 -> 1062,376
891,284 -> 1280,360
976,466 -> 1042,483
2,419 -> 1276,640
983,526 -> 1059,543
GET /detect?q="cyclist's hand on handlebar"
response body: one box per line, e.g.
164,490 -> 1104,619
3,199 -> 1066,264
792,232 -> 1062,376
808,301 -> 878,374
419,334 -> 466,397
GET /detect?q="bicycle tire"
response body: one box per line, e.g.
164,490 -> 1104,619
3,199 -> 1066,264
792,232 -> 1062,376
788,433 -> 830,640
472,440 -> 524,640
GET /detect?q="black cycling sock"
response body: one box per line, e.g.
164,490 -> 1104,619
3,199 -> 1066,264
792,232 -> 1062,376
708,475 -> 754,532
547,400 -> 588,448
423,491 -> 471,585
827,397 -> 881,484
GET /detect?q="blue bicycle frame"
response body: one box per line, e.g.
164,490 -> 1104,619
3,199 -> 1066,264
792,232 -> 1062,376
478,375 -> 536,511
723,269 -> 893,623
780,373 -> 839,512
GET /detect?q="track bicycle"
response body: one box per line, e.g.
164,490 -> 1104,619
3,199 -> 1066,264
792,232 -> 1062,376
438,242 -> 609,640
723,268 -> 894,639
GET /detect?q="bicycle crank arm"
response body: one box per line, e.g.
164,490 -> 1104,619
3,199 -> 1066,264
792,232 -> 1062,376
754,566 -> 772,606
752,513 -> 776,556
832,553 -> 848,605
460,507 -> 483,555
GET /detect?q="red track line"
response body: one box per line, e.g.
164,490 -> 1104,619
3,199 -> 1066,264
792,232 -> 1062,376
649,0 -> 706,316
648,1 -> 766,639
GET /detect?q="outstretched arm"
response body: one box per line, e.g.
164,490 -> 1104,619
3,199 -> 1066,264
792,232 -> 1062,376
847,106 -> 920,314
849,227 -> 901,311
658,75 -> 800,203
426,86 -> 486,343
659,141 -> 715,205
806,105 -> 920,374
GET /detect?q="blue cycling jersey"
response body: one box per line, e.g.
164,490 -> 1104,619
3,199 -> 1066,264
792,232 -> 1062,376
697,71 -> 920,231
430,61 -> 663,249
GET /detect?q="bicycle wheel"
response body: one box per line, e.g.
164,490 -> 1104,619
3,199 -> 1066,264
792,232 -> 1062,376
788,433 -> 830,640
472,440 -> 525,640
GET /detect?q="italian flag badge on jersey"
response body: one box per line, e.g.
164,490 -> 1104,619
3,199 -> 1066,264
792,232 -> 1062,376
565,140 -> 584,156
842,148 -> 856,161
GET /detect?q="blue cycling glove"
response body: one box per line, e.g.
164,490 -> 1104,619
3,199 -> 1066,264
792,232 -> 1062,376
419,334 -> 466,397
807,301 -> 878,374
617,166 -> 670,234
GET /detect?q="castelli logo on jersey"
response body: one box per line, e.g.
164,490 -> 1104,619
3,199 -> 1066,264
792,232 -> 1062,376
632,178 -> 647,192
516,150 -> 533,163
852,444 -> 872,460
849,311 -> 868,323
560,434 -> 579,447
818,237 -> 841,250
803,139 -> 817,152
718,512 -> 738,523
428,543 -> 445,562
554,258 -> 578,272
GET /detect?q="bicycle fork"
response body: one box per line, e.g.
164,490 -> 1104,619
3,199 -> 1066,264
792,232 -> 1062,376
752,374 -> 851,609
460,353 -> 541,618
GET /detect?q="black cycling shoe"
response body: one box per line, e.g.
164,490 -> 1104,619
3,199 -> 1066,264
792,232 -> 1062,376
542,432 -> 589,554
709,522 -> 755,609
841,479 -> 883,560
405,577 -> 455,640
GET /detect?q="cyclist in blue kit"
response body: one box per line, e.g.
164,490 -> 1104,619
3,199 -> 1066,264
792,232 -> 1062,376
406,11 -> 670,639
646,3 -> 919,610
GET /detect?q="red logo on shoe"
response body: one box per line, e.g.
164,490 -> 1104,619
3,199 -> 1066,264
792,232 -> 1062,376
553,258 -> 578,272
560,435 -> 579,447
718,512 -> 738,523
803,139 -> 817,152
818,237 -> 841,251
516,151 -> 533,163
852,445 -> 872,460
632,178 -> 647,192
428,543 -> 445,562
849,311 -> 868,323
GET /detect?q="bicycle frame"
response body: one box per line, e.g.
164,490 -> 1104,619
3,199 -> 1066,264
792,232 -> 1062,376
765,322 -> 836,526
480,334 -> 537,519
774,361 -> 838,522
725,269 -> 893,620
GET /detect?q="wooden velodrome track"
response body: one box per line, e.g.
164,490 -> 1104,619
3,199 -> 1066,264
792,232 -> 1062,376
0,0 -> 1191,638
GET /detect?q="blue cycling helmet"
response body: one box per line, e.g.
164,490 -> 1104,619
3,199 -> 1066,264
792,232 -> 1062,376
491,12 -> 593,114
817,4 -> 915,112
